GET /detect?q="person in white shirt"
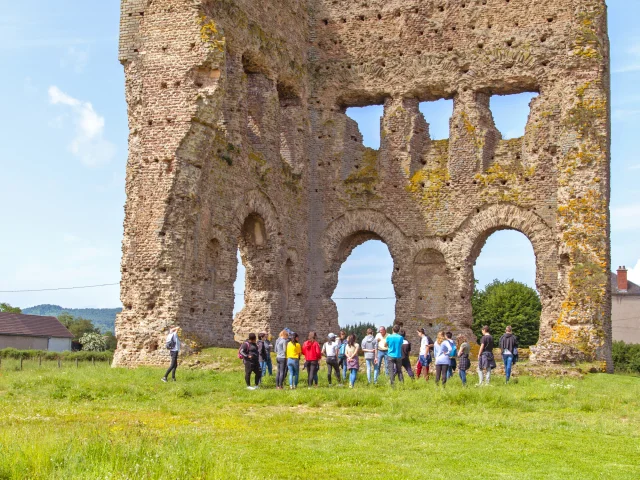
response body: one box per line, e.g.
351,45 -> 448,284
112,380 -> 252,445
162,326 -> 181,382
415,328 -> 433,381
322,333 -> 342,385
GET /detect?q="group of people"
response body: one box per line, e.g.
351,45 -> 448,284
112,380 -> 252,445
238,324 -> 519,390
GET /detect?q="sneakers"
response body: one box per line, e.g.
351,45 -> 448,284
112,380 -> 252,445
161,377 -> 167,383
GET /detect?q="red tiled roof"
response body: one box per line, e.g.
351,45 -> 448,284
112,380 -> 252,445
0,312 -> 74,338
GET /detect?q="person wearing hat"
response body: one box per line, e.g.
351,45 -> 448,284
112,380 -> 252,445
374,326 -> 389,384
162,326 -> 181,383
322,332 -> 342,385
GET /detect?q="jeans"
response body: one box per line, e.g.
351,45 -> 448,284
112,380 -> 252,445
276,358 -> 288,388
339,357 -> 348,380
287,359 -> 300,387
477,367 -> 492,385
349,368 -> 357,387
261,356 -> 273,377
244,361 -> 262,386
503,354 -> 514,382
374,350 -> 388,383
365,358 -> 375,383
389,357 -> 404,385
164,351 -> 178,380
435,364 -> 448,385
326,357 -> 340,384
306,360 -> 319,386
459,369 -> 467,386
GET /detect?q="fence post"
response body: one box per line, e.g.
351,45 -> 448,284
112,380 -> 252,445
76,358 -> 79,369
58,357 -> 61,368
20,357 -> 23,371
39,355 -> 42,367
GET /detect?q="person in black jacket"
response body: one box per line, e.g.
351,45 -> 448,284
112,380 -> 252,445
240,333 -> 266,389
400,330 -> 415,379
499,326 -> 519,383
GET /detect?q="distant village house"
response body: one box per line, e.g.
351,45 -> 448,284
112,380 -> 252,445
0,312 -> 74,351
612,266 -> 640,344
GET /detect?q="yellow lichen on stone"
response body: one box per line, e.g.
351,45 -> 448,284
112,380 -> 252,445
474,162 -> 535,204
199,15 -> 226,52
406,140 -> 450,210
572,7 -> 604,61
344,147 -> 379,197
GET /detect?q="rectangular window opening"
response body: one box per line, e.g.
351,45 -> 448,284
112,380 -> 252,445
418,99 -> 454,141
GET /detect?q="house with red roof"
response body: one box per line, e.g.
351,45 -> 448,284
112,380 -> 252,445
0,312 -> 74,351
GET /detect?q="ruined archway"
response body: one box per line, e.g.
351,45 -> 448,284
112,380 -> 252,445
452,204 -> 559,352
318,210 -> 411,338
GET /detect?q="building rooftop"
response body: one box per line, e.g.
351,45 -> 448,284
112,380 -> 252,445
0,312 -> 74,338
611,272 -> 640,296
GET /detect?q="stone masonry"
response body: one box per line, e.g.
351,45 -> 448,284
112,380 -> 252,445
114,0 -> 612,371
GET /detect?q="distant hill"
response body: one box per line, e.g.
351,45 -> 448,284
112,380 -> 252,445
22,304 -> 121,333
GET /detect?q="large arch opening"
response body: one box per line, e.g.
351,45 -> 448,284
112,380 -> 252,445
232,213 -> 274,341
471,229 -> 541,347
332,239 -> 395,331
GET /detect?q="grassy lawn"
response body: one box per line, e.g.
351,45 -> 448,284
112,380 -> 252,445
0,348 -> 639,479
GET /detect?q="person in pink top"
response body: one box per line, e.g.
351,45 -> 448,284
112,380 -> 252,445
301,331 -> 322,387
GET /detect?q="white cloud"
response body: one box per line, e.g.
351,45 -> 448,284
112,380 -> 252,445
614,41 -> 640,74
628,260 -> 640,285
48,86 -> 116,167
612,204 -> 640,232
612,109 -> 640,121
60,45 -> 90,73
629,164 -> 640,171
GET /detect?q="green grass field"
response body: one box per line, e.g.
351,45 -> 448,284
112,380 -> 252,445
0,348 -> 639,479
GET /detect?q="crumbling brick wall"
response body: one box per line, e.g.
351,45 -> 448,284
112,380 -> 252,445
114,0 -> 612,371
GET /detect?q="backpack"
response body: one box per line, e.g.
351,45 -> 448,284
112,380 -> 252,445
165,334 -> 176,350
338,341 -> 347,358
448,340 -> 457,358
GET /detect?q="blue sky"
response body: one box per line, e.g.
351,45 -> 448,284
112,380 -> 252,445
0,1 -> 638,329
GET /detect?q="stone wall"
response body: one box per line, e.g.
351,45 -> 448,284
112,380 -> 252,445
114,0 -> 612,371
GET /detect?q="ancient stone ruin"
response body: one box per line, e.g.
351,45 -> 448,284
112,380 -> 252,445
114,0 -> 612,370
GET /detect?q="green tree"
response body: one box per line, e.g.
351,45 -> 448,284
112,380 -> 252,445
58,313 -> 99,342
0,303 -> 21,313
104,331 -> 117,351
343,322 -> 378,341
471,279 -> 541,347
79,332 -> 107,352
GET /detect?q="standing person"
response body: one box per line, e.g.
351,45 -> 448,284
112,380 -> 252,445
162,326 -> 180,383
499,326 -> 518,383
337,330 -> 348,381
240,333 -> 265,390
360,328 -> 377,384
400,330 -> 415,379
433,331 -> 451,387
322,333 -> 342,386
374,326 -> 389,384
477,325 -> 496,386
445,332 -> 457,380
302,331 -> 322,387
286,332 -> 302,389
274,330 -> 289,390
345,334 -> 360,388
386,325 -> 405,386
415,328 -> 433,381
457,334 -> 471,386
261,332 -> 273,378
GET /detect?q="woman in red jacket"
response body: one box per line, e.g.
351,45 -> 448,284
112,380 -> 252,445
302,331 -> 322,387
